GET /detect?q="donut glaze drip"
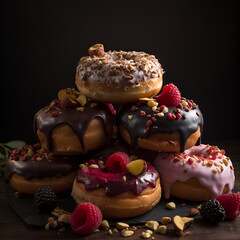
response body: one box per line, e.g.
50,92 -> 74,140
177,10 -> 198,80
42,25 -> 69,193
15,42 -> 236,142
76,163 -> 159,197
34,102 -> 112,152
5,146 -> 84,181
77,50 -> 163,88
154,144 -> 235,199
118,99 -> 203,152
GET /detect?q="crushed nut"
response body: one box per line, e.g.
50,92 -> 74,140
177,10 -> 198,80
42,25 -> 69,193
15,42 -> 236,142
89,164 -> 99,169
58,213 -> 71,224
121,229 -> 134,237
142,231 -> 152,239
76,107 -> 84,112
101,220 -> 110,230
128,115 -> 133,120
76,94 -> 87,107
173,215 -> 194,236
145,221 -> 159,231
161,217 -> 171,225
166,202 -> 176,210
116,222 -> 129,230
189,208 -> 200,216
156,225 -> 167,235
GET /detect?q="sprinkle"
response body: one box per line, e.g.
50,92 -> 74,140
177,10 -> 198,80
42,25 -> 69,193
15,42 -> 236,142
168,140 -> 176,146
196,112 -> 200,117
173,158 -> 181,163
131,105 -> 138,111
160,105 -> 166,110
51,111 -> 57,117
176,113 -> 181,119
180,203 -> 187,206
140,111 -> 146,116
188,158 -> 194,164
146,120 -> 153,126
184,107 -> 190,112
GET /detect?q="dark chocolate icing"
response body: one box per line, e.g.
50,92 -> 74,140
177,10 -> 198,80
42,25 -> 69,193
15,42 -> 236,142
5,153 -> 85,182
77,163 -> 159,197
33,102 -> 113,152
117,99 -> 204,152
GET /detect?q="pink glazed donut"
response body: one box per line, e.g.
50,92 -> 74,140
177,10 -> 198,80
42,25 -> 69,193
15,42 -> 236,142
154,144 -> 235,201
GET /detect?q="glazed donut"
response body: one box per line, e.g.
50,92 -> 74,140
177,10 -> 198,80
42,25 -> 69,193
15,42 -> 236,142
154,144 -> 235,201
5,144 -> 84,195
118,97 -> 203,152
34,88 -> 113,155
71,159 -> 161,218
75,44 -> 163,103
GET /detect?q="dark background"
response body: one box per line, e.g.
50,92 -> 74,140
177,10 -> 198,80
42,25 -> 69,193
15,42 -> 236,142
1,0 -> 239,144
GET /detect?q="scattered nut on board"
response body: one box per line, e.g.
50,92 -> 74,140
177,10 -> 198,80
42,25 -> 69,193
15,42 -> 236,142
116,222 -> 130,230
156,225 -> 167,235
173,215 -> 194,236
145,221 -> 159,230
121,229 -> 134,237
166,202 -> 176,210
161,217 -> 171,225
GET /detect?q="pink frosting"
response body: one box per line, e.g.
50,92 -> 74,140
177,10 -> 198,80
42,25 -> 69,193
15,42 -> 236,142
154,144 -> 235,199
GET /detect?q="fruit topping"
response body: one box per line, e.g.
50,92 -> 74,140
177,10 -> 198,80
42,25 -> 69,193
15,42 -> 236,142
216,193 -> 240,219
106,152 -> 130,173
173,215 -> 194,236
104,103 -> 116,115
200,200 -> 225,222
126,159 -> 147,176
71,202 -> 102,235
34,186 -> 58,212
157,83 -> 181,107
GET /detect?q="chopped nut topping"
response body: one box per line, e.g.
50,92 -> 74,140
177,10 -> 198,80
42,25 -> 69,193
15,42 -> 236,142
156,225 -> 167,235
116,222 -> 129,230
161,217 -> 171,225
166,202 -> 176,210
89,164 -> 99,169
145,221 -> 159,231
121,229 -> 134,237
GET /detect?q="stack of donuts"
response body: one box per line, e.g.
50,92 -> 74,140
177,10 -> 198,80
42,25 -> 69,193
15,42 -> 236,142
5,43 -> 235,218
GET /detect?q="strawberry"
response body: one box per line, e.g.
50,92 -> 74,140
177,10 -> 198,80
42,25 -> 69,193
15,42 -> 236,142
216,193 -> 240,219
157,83 -> 181,107
106,152 -> 130,173
71,202 -> 102,235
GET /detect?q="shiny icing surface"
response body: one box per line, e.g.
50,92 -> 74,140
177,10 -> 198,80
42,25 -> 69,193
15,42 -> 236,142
34,101 -> 112,152
76,50 -> 163,88
118,98 -> 203,152
5,144 -> 84,181
76,159 -> 159,197
154,144 -> 235,199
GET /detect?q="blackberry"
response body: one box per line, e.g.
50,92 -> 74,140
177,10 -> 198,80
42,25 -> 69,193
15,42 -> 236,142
200,200 -> 225,222
34,186 -> 58,212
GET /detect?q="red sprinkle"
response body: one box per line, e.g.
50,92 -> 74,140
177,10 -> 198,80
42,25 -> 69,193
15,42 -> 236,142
160,105 -> 166,110
140,111 -> 146,116
168,113 -> 176,120
22,156 -> 27,161
51,111 -> 57,117
146,120 -> 153,126
32,156 -> 37,161
184,107 -> 190,112
188,158 -> 194,164
173,158 -> 181,163
176,113 -> 181,119
188,101 -> 192,108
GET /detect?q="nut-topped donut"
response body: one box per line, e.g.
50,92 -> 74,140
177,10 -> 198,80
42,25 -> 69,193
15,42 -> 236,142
118,84 -> 204,152
75,44 -> 164,103
154,144 -> 235,201
34,88 -> 113,155
5,144 -> 84,195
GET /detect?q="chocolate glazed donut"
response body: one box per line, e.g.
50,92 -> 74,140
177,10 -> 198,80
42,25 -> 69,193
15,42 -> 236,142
34,101 -> 113,155
117,98 -> 204,152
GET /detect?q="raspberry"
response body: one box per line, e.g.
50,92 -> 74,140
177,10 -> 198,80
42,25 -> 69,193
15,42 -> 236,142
106,152 -> 130,173
71,202 -> 102,235
200,200 -> 225,222
216,193 -> 240,219
157,83 -> 181,107
34,186 -> 58,212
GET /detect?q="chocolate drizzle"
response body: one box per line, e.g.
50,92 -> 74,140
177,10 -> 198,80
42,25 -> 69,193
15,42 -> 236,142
118,100 -> 204,152
5,154 -> 84,182
33,102 -> 112,152
77,163 -> 159,197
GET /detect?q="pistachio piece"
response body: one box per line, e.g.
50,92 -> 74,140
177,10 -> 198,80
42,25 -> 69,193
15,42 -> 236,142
126,159 -> 147,176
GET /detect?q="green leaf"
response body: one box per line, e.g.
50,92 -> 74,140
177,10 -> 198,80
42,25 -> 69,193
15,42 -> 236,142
4,140 -> 26,149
